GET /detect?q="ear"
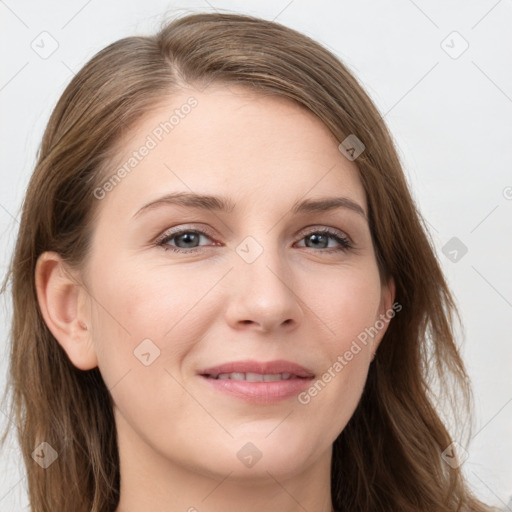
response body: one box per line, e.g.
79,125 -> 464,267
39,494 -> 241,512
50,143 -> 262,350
371,277 -> 397,358
380,276 -> 396,316
35,251 -> 98,370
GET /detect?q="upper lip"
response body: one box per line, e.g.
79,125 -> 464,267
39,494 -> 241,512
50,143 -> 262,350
199,359 -> 315,378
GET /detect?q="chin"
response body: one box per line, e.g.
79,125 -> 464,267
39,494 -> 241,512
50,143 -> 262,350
204,431 -> 320,480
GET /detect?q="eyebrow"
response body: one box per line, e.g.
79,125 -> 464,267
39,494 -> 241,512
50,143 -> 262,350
132,192 -> 367,220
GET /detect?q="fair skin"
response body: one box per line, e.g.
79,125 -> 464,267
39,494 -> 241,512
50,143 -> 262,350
35,85 -> 394,512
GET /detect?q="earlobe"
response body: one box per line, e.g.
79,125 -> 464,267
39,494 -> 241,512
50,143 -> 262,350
34,251 -> 98,371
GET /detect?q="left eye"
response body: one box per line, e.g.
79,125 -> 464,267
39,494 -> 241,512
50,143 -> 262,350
157,230 -> 214,253
156,228 -> 352,253
296,229 -> 352,251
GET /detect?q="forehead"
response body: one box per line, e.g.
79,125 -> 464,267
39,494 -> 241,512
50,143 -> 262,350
94,84 -> 366,220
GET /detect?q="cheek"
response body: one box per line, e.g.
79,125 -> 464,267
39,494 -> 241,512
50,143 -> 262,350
91,256 -> 216,337
305,261 -> 382,344
295,263 -> 381,413
88,261 -> 221,384
87,267 -> 200,435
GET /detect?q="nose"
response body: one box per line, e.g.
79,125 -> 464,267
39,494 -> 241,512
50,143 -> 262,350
223,243 -> 304,333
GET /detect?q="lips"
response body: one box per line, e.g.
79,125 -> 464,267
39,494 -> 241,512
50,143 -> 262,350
197,360 -> 315,403
198,359 -> 315,379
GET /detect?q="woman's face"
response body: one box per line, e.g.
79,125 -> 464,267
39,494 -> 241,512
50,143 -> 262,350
79,85 -> 394,481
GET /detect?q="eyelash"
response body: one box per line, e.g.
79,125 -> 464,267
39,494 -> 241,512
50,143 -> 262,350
154,227 -> 353,254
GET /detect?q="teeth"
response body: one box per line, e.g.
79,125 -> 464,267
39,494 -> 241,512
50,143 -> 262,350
213,372 -> 295,381
246,372 -> 264,382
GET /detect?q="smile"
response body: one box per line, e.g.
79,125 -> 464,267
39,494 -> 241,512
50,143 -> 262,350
207,372 -> 303,381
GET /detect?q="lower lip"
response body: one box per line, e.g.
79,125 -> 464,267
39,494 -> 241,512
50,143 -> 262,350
199,375 -> 314,404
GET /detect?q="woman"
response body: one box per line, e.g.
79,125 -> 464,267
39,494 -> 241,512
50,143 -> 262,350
0,11 -> 496,512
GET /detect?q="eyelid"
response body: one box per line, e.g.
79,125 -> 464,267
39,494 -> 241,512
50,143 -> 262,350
300,225 -> 352,243
153,224 -> 218,245
154,224 -> 351,243
154,223 -> 354,253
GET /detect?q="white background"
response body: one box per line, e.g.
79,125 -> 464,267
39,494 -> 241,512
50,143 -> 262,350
1,1 -> 511,510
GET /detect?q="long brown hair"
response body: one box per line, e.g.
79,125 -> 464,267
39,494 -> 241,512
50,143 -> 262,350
1,11 -> 495,512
